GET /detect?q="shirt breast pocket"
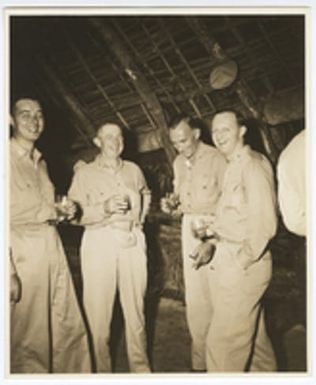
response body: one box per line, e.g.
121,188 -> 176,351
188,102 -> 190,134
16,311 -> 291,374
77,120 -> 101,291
85,189 -> 105,206
229,183 -> 246,208
199,175 -> 217,201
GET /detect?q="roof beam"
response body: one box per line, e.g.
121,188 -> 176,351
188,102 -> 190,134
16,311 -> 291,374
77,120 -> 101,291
89,18 -> 176,167
186,17 -> 279,162
36,55 -> 96,144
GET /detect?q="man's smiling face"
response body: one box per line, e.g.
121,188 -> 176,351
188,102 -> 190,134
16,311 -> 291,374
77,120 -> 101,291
11,99 -> 44,143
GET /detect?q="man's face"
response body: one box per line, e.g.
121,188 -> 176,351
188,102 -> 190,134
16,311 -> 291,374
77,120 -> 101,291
169,120 -> 199,159
211,111 -> 245,158
11,99 -> 44,143
97,123 -> 124,159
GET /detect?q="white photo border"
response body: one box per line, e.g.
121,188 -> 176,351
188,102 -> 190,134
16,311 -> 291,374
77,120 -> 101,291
1,1 -> 315,385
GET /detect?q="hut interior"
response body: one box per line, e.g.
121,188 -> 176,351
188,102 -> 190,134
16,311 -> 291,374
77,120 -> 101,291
10,14 -> 306,372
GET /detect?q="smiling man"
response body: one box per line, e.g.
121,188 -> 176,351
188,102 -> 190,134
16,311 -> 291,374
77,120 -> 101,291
10,98 -> 90,373
194,110 -> 278,372
161,115 -> 226,372
68,123 -> 151,373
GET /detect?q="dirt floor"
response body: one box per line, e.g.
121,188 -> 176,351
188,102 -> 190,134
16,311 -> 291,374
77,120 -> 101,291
109,296 -> 306,373
112,297 -> 191,372
59,225 -> 307,374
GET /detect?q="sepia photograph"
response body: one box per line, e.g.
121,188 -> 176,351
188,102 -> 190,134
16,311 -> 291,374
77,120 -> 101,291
4,4 -> 311,382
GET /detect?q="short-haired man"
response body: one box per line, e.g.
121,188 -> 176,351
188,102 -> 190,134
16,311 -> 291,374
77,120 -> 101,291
68,123 -> 151,373
161,116 -> 226,372
194,110 -> 277,371
10,98 -> 90,373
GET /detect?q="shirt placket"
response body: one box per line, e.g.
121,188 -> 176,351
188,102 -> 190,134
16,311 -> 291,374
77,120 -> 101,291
184,161 -> 193,212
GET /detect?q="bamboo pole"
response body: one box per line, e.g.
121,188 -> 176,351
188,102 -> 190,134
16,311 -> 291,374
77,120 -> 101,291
113,20 -> 181,114
139,19 -> 203,117
63,29 -> 131,130
225,17 -> 275,94
159,18 -> 216,113
36,55 -> 96,143
186,17 -> 279,162
89,18 -> 176,168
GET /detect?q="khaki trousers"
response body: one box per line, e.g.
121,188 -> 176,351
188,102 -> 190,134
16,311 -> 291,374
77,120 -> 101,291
182,214 -> 215,371
10,225 -> 91,373
81,225 -> 150,373
206,241 -> 277,372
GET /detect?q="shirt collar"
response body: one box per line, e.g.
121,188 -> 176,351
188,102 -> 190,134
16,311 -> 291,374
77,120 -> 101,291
95,154 -> 124,173
228,144 -> 250,163
181,141 -> 206,168
10,138 -> 42,164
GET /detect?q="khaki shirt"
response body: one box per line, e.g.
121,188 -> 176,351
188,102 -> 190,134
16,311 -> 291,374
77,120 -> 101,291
68,156 -> 149,227
173,141 -> 226,215
214,145 -> 277,264
10,138 -> 56,226
277,130 -> 306,236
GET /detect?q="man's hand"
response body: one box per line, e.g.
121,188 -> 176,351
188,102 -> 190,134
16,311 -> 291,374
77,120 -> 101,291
190,241 -> 216,270
63,199 -> 77,221
55,196 -> 78,222
10,273 -> 21,304
160,193 -> 180,215
104,194 -> 130,215
160,197 -> 172,214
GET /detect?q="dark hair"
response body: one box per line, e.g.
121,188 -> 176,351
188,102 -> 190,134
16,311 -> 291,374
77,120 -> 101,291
169,114 -> 190,130
169,114 -> 205,131
10,96 -> 41,116
211,109 -> 246,127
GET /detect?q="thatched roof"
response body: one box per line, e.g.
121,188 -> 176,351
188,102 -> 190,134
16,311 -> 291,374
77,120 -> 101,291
10,14 -> 305,194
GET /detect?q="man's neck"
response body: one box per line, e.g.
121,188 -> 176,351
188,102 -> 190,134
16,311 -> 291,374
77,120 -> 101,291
227,141 -> 244,162
99,154 -> 122,169
185,140 -> 201,161
14,136 -> 35,154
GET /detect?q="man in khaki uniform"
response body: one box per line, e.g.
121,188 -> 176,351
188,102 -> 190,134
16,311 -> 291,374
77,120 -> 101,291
277,129 -> 306,236
68,123 -> 151,373
10,98 -> 91,373
194,110 -> 277,371
161,116 -> 226,371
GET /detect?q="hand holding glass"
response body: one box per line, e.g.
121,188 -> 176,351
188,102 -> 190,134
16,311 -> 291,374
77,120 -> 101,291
104,194 -> 131,215
161,192 -> 180,214
116,194 -> 131,214
190,218 -> 215,241
55,195 -> 76,222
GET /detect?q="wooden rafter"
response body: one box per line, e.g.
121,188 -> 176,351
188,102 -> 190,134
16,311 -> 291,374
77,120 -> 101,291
159,18 -> 216,114
36,56 -> 96,144
112,20 -> 181,114
89,18 -> 176,167
186,17 -> 279,162
62,27 -> 131,130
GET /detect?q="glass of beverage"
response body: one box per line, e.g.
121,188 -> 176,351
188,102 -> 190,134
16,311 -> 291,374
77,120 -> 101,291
162,192 -> 180,213
118,193 -> 131,214
55,194 -> 71,222
191,218 -> 209,240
